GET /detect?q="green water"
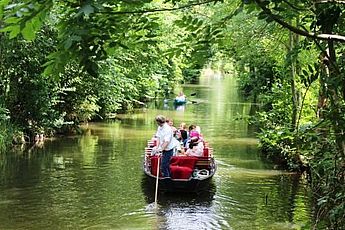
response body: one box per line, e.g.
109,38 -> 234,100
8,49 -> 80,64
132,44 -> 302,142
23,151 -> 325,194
0,72 -> 312,229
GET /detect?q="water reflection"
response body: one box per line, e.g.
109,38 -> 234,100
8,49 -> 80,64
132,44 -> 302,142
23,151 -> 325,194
174,104 -> 186,111
141,176 -> 217,204
0,72 -> 312,229
141,176 -> 221,230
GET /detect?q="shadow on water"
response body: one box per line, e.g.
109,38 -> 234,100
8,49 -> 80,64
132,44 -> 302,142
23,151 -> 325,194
141,176 -> 216,206
141,176 -> 222,230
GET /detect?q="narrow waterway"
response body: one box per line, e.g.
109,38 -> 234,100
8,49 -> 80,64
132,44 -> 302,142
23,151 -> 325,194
0,72 -> 312,229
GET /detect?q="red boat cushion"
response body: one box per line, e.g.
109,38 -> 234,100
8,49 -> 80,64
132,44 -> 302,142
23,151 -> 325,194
170,156 -> 198,168
170,166 -> 193,179
169,156 -> 198,179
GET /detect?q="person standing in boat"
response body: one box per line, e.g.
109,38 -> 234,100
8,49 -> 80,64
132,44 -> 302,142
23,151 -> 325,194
154,115 -> 175,177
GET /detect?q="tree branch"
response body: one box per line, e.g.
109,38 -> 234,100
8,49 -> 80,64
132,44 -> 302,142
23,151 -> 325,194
282,0 -> 306,11
314,0 -> 345,3
254,0 -> 345,43
97,0 -> 218,15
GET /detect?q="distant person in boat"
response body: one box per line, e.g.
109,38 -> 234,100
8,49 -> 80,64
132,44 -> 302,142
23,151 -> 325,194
175,91 -> 186,102
154,115 -> 175,177
185,133 -> 204,157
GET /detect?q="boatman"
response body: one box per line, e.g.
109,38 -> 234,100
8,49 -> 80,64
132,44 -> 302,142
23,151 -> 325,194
154,115 -> 175,177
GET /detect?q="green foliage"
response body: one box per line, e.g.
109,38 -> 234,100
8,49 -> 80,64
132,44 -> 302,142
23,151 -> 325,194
299,125 -> 345,229
0,1 -> 199,135
0,27 -> 63,137
236,1 -> 345,227
0,1 -> 51,40
1,0 -> 345,226
166,8 -> 223,82
0,106 -> 13,152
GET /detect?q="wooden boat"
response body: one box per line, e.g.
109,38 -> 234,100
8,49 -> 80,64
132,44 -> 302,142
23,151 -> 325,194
143,138 -> 216,193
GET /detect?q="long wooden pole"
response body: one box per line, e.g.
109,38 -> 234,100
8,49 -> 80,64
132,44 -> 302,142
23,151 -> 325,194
154,155 -> 160,207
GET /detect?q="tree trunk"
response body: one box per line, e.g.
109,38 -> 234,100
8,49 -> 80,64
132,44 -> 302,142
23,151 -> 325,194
316,4 -> 345,158
289,18 -> 301,131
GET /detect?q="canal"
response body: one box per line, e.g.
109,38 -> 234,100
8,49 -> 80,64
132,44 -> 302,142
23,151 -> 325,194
0,71 -> 312,229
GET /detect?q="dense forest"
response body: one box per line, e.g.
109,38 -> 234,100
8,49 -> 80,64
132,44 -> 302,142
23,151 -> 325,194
0,0 -> 344,228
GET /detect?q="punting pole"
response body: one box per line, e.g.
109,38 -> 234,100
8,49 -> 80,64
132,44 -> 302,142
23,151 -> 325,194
154,155 -> 160,208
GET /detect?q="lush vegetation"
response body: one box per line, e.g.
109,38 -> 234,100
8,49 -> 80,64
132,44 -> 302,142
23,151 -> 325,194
217,1 -> 345,229
1,0 -> 344,228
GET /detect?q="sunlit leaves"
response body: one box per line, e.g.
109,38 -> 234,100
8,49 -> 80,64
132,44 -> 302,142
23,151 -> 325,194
0,1 -> 52,41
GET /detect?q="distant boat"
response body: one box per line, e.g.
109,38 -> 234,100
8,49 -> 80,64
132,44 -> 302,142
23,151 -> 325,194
143,139 -> 216,192
174,92 -> 187,105
173,97 -> 187,105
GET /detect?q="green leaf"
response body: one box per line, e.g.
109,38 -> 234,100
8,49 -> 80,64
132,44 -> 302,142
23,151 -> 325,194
196,20 -> 203,27
42,64 -> 54,77
80,4 -> 94,17
258,12 -> 268,20
307,64 -> 313,73
302,69 -> 308,77
22,21 -> 35,40
0,0 -> 11,7
64,38 -> 73,50
31,12 -> 45,31
41,60 -> 55,67
4,16 -> 21,24
8,25 -> 21,38
0,25 -> 14,32
192,18 -> 198,25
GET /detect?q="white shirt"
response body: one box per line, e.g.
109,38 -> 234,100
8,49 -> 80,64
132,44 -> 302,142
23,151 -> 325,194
186,141 -> 204,157
156,123 -> 175,151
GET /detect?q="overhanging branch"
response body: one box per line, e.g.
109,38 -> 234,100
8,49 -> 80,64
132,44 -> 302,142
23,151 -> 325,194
97,0 -> 217,15
254,0 -> 345,43
314,0 -> 345,3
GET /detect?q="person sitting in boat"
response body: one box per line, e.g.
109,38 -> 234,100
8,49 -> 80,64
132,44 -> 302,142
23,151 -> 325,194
171,130 -> 185,156
153,115 -> 175,177
188,124 -> 196,133
185,126 -> 203,147
174,139 -> 185,156
195,125 -> 201,134
176,122 -> 188,146
166,117 -> 178,135
185,135 -> 204,157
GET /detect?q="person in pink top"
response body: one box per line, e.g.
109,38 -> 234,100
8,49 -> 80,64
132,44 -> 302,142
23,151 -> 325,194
185,132 -> 204,157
